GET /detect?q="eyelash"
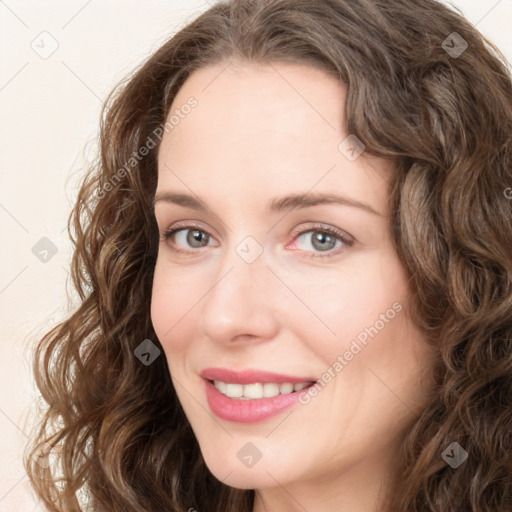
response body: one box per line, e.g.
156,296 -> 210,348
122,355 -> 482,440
160,222 -> 354,258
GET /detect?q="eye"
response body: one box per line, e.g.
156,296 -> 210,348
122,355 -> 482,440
159,222 -> 354,258
160,223 -> 215,253
288,223 -> 354,258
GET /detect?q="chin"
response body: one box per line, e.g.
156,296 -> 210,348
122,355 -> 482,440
202,453 -> 280,490
211,469 -> 275,490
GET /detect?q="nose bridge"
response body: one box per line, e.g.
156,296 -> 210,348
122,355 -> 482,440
200,236 -> 279,343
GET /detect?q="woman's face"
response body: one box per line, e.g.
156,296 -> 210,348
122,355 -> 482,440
151,61 -> 437,507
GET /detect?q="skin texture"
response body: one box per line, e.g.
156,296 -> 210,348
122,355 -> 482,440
151,61 -> 438,512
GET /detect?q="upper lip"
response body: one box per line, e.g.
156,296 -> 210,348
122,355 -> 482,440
200,367 -> 317,384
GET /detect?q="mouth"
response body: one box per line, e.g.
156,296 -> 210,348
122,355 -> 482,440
208,379 -> 315,400
200,368 -> 318,423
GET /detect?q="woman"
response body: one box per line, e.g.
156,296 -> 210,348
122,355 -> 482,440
25,0 -> 512,511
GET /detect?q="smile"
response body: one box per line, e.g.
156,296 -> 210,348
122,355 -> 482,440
212,380 -> 313,399
200,367 -> 318,422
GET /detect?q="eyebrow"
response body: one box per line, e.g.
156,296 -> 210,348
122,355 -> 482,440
153,191 -> 382,217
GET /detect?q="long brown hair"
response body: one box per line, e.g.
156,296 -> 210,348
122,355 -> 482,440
24,0 -> 512,510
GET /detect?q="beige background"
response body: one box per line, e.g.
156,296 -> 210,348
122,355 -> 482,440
0,0 -> 511,510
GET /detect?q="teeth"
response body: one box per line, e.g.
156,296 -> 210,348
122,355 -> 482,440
216,380 -> 227,394
263,383 -> 280,397
280,383 -> 294,394
225,383 -> 243,398
213,380 -> 312,399
244,383 -> 263,399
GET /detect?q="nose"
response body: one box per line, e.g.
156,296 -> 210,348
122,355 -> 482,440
200,241 -> 280,346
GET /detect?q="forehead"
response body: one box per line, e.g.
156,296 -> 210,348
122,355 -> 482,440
156,61 -> 391,214
161,61 -> 346,147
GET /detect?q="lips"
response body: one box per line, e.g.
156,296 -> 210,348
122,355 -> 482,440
200,367 -> 317,384
200,367 -> 318,423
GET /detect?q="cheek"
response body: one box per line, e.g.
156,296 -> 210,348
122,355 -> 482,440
293,251 -> 409,361
150,262 -> 202,353
150,269 -> 172,343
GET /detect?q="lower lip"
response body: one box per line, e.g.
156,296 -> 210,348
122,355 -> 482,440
204,379 -> 312,423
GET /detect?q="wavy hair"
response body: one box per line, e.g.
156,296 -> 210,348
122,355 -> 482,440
24,0 -> 512,510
